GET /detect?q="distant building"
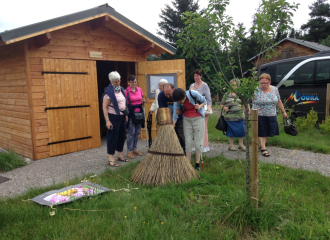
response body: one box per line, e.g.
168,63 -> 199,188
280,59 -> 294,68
248,37 -> 330,66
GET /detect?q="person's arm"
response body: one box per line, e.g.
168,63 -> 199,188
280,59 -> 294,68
277,99 -> 288,118
149,90 -> 158,113
220,94 -> 230,113
194,91 -> 206,110
204,84 -> 212,111
172,102 -> 180,125
102,96 -> 112,129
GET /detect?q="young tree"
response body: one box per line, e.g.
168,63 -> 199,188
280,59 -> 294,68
301,0 -> 330,42
177,0 -> 298,199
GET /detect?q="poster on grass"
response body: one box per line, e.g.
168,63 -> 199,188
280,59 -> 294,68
31,182 -> 111,206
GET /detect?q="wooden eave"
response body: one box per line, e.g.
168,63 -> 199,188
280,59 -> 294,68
1,13 -> 174,56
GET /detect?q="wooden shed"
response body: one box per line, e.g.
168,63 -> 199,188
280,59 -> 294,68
248,37 -> 330,66
0,4 -> 186,160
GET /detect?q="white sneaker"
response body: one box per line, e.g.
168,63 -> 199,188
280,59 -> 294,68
205,146 -> 210,152
192,147 -> 195,151
203,147 -> 208,153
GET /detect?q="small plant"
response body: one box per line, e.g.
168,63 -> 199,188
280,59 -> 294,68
319,117 -> 330,132
294,108 -> 318,131
0,150 -> 26,172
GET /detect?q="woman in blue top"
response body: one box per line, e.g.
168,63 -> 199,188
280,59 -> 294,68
173,88 -> 207,171
252,73 -> 288,157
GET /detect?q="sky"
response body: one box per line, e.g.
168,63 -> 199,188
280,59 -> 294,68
0,0 -> 312,39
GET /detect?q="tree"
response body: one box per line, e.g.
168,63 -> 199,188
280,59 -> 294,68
301,0 -> 330,42
157,0 -> 200,47
177,0 -> 298,199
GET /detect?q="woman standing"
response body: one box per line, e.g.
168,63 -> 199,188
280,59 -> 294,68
190,69 -> 212,152
149,79 -> 168,121
125,75 -> 146,159
102,71 -> 129,167
173,88 -> 207,171
252,73 -> 288,157
220,79 -> 248,151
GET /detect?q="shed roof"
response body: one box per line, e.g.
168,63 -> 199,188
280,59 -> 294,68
248,37 -> 330,62
0,4 -> 176,55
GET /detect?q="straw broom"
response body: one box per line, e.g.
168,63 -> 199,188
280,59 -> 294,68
131,108 -> 198,186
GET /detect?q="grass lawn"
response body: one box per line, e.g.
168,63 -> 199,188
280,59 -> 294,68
0,150 -> 26,172
208,114 -> 330,154
1,156 -> 329,239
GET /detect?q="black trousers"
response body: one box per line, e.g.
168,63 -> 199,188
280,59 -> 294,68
107,114 -> 126,155
175,118 -> 186,154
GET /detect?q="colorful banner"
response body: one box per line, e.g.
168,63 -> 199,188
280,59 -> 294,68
32,182 -> 111,206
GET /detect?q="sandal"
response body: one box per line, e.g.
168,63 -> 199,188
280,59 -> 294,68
108,161 -> 120,167
117,157 -> 129,162
261,149 -> 270,157
228,145 -> 237,151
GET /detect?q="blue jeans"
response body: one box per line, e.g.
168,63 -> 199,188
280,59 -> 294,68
127,118 -> 142,152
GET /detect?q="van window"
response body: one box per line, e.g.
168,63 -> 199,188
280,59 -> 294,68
275,62 -> 297,85
316,60 -> 330,83
283,62 -> 314,87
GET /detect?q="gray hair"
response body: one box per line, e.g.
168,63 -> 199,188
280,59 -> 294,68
229,78 -> 240,85
159,79 -> 168,85
108,71 -> 121,83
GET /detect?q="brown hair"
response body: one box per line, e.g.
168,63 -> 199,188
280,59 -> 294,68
259,73 -> 271,81
193,69 -> 203,76
128,75 -> 136,82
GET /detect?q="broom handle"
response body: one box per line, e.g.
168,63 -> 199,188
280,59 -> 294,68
142,100 -> 148,148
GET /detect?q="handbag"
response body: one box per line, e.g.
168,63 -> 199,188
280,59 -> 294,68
284,119 -> 298,136
204,105 -> 213,115
215,108 -> 227,135
127,91 -> 145,125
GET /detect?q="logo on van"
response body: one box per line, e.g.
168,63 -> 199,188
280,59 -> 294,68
287,91 -> 319,105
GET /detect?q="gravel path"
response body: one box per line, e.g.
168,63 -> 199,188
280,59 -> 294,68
0,138 -> 329,199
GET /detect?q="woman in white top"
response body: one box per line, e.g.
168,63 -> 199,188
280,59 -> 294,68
149,79 -> 168,121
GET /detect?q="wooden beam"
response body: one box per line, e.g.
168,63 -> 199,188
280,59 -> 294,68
137,42 -> 154,54
4,13 -> 108,45
24,40 -> 37,160
34,33 -> 51,48
91,16 -> 110,30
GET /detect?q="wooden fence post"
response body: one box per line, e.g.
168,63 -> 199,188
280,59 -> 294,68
251,109 -> 259,208
326,83 -> 330,120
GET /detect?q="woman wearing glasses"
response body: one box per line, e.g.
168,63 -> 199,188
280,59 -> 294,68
125,75 -> 146,159
252,73 -> 287,157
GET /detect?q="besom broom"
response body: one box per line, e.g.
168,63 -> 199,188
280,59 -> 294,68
131,107 -> 198,186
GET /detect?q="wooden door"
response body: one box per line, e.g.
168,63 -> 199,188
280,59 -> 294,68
43,59 -> 100,156
137,59 -> 186,139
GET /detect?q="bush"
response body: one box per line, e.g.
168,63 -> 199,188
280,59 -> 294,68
294,108 -> 318,131
0,150 -> 26,172
319,117 -> 330,132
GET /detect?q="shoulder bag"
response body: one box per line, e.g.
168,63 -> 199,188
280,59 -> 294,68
215,107 -> 228,135
127,91 -> 145,124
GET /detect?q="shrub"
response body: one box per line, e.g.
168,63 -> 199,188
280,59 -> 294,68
0,150 -> 26,172
319,117 -> 330,132
294,108 -> 318,131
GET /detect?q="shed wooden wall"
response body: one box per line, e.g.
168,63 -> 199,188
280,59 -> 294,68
0,42 -> 33,158
253,41 -> 318,66
26,21 -> 147,159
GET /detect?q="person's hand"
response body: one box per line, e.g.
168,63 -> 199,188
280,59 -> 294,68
173,122 -> 176,128
194,104 -> 201,110
142,98 -> 146,103
248,110 -> 251,116
149,110 -> 153,114
205,110 -> 210,116
224,106 -> 230,112
106,120 -> 112,130
126,116 -> 128,122
176,109 -> 182,115
283,112 -> 288,118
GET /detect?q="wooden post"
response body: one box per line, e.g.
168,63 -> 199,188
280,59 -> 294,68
326,83 -> 330,120
251,109 -> 259,208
